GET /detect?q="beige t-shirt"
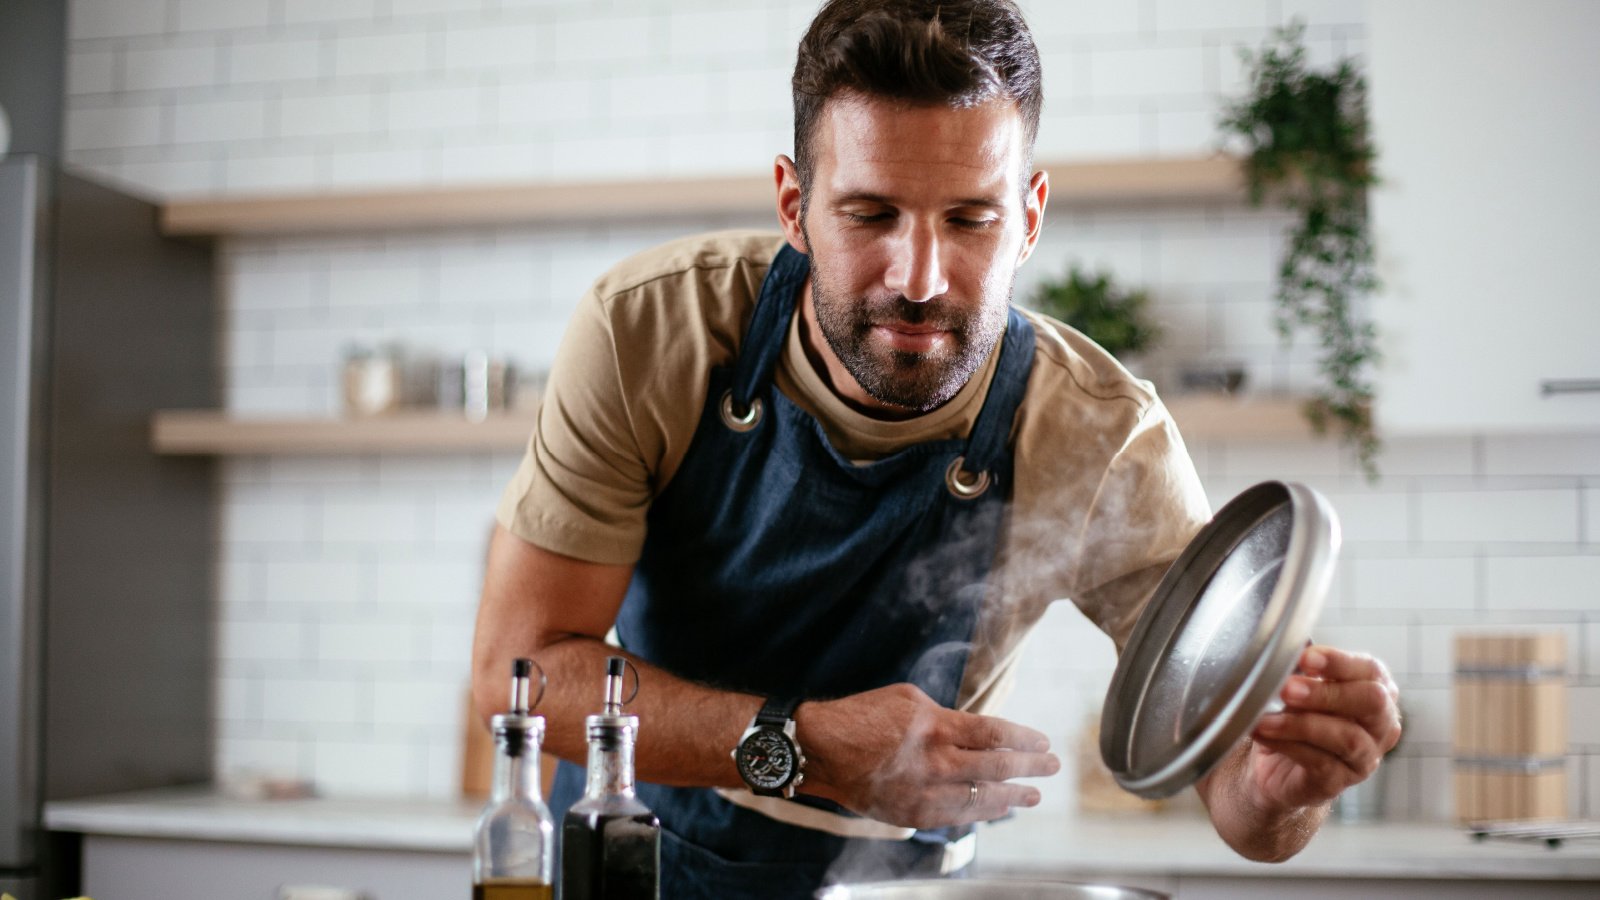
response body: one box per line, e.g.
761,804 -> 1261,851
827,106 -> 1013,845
496,230 -> 1211,830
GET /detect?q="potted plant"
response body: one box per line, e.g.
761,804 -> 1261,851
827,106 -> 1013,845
1028,265 -> 1160,370
1220,21 -> 1382,479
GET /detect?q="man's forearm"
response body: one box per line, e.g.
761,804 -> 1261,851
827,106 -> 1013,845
474,633 -> 762,790
474,634 -> 1062,830
472,529 -> 764,790
1196,739 -> 1326,863
469,527 -> 1059,827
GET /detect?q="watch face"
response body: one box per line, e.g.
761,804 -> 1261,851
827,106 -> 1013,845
736,728 -> 797,791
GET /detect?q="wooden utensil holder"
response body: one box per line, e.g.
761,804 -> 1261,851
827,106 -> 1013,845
1453,633 -> 1567,823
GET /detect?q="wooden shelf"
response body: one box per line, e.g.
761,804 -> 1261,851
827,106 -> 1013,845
1164,393 -> 1314,442
150,393 -> 1311,455
160,156 -> 1245,237
150,409 -> 536,454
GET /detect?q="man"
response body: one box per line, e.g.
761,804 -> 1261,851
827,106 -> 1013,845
475,1 -> 1402,896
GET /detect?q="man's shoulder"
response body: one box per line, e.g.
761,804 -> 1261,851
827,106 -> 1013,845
1016,306 -> 1157,434
590,230 -> 788,305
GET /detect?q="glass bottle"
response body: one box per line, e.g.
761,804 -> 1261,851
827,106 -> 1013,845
473,658 -> 554,900
561,657 -> 660,900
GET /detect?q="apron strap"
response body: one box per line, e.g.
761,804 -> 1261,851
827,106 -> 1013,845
959,308 -> 1036,475
731,242 -> 810,408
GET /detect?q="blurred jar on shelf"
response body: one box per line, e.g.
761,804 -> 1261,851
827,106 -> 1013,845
342,343 -> 402,417
440,350 -> 518,421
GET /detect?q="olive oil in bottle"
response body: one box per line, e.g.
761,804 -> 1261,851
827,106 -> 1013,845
561,657 -> 661,900
473,658 -> 555,898
472,877 -> 553,900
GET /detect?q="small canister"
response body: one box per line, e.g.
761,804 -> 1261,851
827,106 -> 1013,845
342,344 -> 401,417
461,350 -> 513,421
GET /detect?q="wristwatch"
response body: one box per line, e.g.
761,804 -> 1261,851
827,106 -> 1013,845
731,697 -> 806,798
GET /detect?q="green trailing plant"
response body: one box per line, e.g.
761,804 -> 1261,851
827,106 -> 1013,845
1220,21 -> 1382,479
1029,265 -> 1160,360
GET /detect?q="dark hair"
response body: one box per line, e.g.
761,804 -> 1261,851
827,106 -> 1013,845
791,0 -> 1043,201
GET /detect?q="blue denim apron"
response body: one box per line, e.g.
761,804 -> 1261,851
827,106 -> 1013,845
551,244 -> 1036,899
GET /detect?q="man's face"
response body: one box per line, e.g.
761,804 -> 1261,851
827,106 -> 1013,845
796,93 -> 1041,413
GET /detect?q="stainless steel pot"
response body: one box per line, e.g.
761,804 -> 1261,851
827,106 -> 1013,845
816,880 -> 1169,899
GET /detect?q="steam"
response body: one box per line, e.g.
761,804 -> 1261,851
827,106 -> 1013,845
816,394 -> 1209,884
905,641 -> 973,707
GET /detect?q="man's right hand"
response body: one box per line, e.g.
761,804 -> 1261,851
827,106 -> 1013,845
794,682 -> 1060,830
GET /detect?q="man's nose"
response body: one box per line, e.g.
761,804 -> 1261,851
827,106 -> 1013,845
884,223 -> 949,303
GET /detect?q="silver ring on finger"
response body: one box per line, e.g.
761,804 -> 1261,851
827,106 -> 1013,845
963,781 -> 979,810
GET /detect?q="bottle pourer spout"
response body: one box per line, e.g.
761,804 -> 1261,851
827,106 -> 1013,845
604,656 -> 626,715
511,657 -> 533,715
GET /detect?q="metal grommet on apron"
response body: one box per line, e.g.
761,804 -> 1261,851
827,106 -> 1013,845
720,389 -> 763,432
944,456 -> 990,499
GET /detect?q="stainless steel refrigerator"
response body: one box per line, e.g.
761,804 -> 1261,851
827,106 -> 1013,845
1,154 -> 216,898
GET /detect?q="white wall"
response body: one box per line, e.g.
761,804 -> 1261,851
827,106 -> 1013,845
61,0 -> 1599,824
64,0 -> 1363,196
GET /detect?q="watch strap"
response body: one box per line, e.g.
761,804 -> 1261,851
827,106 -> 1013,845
755,696 -> 800,728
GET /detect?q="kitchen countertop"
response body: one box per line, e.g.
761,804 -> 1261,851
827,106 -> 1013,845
45,785 -> 479,853
978,809 -> 1600,881
45,786 -> 1600,880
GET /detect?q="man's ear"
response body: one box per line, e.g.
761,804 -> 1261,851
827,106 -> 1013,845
1017,168 -> 1049,266
775,154 -> 808,255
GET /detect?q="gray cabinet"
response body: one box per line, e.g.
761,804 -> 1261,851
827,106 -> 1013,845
1368,0 -> 1600,433
81,835 -> 468,900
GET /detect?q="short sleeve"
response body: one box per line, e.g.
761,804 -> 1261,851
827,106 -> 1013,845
1067,399 -> 1212,651
496,289 -> 654,565
493,231 -> 776,565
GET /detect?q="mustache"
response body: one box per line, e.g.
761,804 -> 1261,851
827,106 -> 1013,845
860,295 -> 964,331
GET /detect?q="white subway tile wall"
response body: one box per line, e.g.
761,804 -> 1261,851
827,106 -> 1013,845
123,42 -> 223,92
64,0 -> 1598,819
71,0 -> 170,42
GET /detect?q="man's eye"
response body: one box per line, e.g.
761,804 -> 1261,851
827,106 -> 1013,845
842,211 -> 891,224
951,217 -> 998,230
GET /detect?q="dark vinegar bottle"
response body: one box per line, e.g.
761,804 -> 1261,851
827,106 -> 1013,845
561,657 -> 660,900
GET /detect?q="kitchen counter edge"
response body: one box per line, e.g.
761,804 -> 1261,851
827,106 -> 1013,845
43,787 -> 1600,880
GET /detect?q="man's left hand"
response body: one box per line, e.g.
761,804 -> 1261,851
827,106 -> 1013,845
1247,644 -> 1403,813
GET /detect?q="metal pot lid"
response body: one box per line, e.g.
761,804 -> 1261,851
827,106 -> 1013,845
1099,480 -> 1340,798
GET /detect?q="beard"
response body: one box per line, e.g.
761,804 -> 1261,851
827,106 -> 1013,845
808,254 -> 1012,413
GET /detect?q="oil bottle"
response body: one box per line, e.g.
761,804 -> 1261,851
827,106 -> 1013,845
561,656 -> 660,900
473,658 -> 554,900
